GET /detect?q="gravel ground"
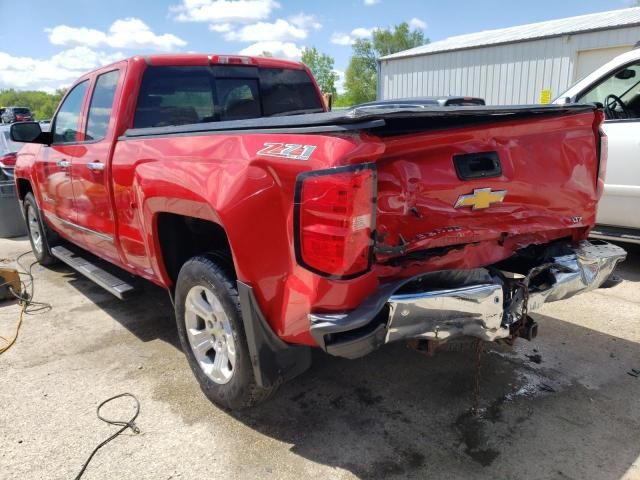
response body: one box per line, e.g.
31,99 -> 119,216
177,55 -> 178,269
1,236 -> 639,480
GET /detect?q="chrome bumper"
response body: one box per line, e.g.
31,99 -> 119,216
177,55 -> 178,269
309,241 -> 626,359
526,241 -> 627,309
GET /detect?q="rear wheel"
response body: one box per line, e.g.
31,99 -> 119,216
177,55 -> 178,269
175,255 -> 276,409
23,193 -> 57,266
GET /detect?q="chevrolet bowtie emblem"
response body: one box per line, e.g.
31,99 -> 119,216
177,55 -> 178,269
454,188 -> 507,210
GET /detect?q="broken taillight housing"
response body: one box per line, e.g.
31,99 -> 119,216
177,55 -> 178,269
294,164 -> 376,279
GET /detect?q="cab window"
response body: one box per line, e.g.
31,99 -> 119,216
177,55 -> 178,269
134,67 -> 215,128
259,68 -> 323,117
53,80 -> 89,143
86,70 -> 120,141
133,65 -> 324,129
216,78 -> 261,121
578,62 -> 640,120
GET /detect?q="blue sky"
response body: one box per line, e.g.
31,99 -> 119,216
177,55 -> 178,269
0,0 -> 635,91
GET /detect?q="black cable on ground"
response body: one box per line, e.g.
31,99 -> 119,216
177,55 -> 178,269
1,254 -> 141,476
74,393 -> 141,480
0,251 -> 52,354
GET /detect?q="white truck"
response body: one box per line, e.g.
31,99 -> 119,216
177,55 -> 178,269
556,47 -> 640,244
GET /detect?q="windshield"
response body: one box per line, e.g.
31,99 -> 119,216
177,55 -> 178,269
578,63 -> 640,113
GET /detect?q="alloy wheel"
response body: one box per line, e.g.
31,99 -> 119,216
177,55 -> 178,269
184,285 -> 236,384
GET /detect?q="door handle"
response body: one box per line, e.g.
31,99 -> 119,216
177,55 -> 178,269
87,161 -> 105,171
56,159 -> 71,168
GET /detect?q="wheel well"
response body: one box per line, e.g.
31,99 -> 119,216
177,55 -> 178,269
16,178 -> 32,200
157,213 -> 235,286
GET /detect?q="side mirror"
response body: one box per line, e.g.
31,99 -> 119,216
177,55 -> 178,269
10,121 -> 50,144
615,69 -> 636,80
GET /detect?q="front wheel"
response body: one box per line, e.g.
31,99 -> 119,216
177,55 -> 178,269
23,193 -> 57,266
174,255 -> 276,409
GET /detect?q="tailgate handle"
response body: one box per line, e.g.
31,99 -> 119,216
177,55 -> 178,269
453,151 -> 502,180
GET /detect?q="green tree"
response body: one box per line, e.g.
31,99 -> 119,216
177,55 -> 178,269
0,88 -> 66,120
301,47 -> 339,96
343,40 -> 377,105
343,22 -> 427,105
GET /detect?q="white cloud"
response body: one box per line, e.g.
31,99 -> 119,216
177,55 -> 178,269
171,0 -> 280,24
352,27 -> 374,38
238,41 -> 302,60
0,47 -> 123,91
224,19 -> 307,42
330,27 -> 375,46
210,13 -> 320,43
209,23 -> 232,32
288,13 -> 322,31
364,0 -> 380,4
409,17 -> 427,30
330,33 -> 353,46
47,18 -> 186,51
48,26 -> 108,47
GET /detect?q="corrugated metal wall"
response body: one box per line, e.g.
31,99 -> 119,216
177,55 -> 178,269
379,27 -> 640,104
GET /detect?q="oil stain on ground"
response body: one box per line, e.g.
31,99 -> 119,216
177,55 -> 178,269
455,411 -> 501,466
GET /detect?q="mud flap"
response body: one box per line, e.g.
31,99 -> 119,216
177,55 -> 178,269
237,281 -> 311,388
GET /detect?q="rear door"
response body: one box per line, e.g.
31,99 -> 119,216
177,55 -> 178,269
70,65 -> 124,263
36,80 -> 90,240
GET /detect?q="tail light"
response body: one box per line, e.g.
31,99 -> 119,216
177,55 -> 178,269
294,164 -> 376,279
0,152 -> 17,168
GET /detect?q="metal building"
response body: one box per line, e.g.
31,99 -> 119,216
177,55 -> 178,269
378,8 -> 640,105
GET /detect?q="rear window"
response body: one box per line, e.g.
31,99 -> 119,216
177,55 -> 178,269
259,68 -> 323,117
133,65 -> 323,129
14,108 -> 31,115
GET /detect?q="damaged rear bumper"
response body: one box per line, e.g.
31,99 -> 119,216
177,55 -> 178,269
309,240 -> 626,359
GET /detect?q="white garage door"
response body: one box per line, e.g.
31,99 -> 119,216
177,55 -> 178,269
575,46 -> 633,82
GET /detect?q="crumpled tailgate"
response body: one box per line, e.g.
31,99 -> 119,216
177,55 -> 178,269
374,110 -> 602,260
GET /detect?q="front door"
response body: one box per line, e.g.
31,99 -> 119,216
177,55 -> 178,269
600,120 -> 640,229
37,80 -> 89,240
71,67 -> 123,263
578,61 -> 640,229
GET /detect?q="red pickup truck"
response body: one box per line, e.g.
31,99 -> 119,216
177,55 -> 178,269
11,54 -> 626,409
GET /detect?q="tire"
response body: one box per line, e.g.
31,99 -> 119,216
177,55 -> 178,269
175,255 -> 276,410
23,193 -> 58,266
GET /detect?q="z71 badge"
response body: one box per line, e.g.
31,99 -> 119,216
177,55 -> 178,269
257,143 -> 316,161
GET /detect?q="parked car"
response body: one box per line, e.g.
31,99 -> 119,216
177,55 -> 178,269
11,54 -> 625,410
357,96 -> 486,109
1,106 -> 33,124
0,125 -> 21,180
555,47 -> 640,244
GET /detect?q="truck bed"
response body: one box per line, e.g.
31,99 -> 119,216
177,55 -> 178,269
122,103 -> 598,138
